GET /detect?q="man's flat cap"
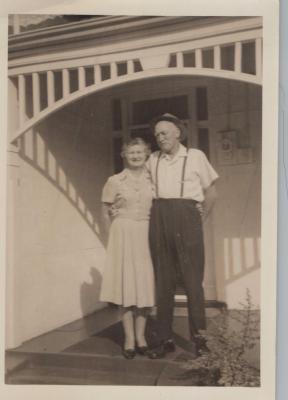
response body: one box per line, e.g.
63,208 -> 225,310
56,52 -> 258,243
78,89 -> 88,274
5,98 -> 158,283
150,113 -> 187,140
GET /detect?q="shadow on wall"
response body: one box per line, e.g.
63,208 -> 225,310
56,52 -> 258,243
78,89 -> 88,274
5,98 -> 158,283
18,96 -> 111,247
15,95 -> 112,331
80,267 -> 104,333
223,236 -> 260,285
213,162 -> 262,307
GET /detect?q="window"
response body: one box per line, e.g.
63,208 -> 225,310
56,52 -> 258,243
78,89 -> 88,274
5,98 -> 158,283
113,137 -> 123,173
132,95 -> 188,125
130,127 -> 158,152
198,128 -> 210,159
112,99 -> 122,131
196,87 -> 208,121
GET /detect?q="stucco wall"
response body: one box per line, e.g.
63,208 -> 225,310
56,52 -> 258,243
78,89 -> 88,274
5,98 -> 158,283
9,94 -> 113,345
209,80 -> 262,308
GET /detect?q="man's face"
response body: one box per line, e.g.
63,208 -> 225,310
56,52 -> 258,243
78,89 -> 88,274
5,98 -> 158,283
154,121 -> 181,154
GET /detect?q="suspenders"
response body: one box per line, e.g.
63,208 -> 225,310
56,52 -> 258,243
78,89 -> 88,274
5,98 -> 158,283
180,155 -> 188,197
155,152 -> 161,199
155,150 -> 188,199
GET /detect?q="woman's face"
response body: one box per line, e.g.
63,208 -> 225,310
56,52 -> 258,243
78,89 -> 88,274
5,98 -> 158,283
125,144 -> 147,169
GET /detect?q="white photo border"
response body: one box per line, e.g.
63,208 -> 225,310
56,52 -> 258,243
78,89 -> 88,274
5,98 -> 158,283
0,1 -> 279,400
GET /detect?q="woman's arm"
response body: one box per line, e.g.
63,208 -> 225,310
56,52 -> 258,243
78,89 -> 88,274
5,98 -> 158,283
101,203 -> 112,244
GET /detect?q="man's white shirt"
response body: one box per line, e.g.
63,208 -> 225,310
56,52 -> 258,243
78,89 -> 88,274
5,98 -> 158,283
146,144 -> 218,202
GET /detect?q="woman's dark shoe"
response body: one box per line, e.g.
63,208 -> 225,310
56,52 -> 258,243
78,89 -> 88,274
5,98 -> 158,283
122,348 -> 136,359
136,345 -> 149,356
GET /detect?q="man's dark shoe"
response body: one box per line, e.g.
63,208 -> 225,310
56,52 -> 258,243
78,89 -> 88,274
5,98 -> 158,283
147,344 -> 166,359
163,339 -> 176,353
147,339 -> 176,359
184,339 -> 199,359
194,335 -> 210,355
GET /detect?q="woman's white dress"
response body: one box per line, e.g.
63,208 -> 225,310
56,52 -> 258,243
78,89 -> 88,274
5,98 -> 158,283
100,168 -> 155,308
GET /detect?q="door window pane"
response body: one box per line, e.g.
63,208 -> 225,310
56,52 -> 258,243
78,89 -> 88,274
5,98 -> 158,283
196,87 -> 208,121
112,99 -> 122,131
113,137 -> 123,173
132,95 -> 188,125
130,127 -> 158,152
198,128 -> 210,159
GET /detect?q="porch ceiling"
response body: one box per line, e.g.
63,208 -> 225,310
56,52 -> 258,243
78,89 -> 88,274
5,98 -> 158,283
8,16 -> 203,53
8,16 -> 251,59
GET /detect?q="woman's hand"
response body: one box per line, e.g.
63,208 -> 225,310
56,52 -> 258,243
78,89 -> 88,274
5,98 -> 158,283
109,193 -> 126,217
108,204 -> 120,218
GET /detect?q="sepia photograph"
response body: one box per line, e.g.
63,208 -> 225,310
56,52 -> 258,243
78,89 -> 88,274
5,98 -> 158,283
1,3 -> 278,396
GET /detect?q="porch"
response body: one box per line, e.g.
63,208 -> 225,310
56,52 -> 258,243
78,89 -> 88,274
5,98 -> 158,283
5,304 -> 260,386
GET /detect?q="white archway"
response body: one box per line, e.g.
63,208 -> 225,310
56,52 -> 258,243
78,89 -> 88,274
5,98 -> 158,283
9,33 -> 262,143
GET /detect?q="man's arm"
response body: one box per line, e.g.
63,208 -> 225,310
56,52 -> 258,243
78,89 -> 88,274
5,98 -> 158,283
202,183 -> 218,221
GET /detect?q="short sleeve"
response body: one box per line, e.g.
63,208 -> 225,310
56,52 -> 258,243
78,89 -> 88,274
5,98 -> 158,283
145,154 -> 153,173
196,150 -> 219,189
101,177 -> 118,203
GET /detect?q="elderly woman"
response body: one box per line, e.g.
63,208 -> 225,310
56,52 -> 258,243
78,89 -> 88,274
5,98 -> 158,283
100,137 -> 155,359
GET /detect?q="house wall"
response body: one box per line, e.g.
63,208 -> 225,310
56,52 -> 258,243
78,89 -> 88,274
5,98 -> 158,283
209,80 -> 262,308
6,94 -> 113,347
6,76 -> 261,348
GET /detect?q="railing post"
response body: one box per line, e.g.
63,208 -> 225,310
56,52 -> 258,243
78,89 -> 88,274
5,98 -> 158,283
62,68 -> 70,98
47,71 -> 55,106
255,38 -> 262,80
214,45 -> 221,70
195,49 -> 202,68
78,66 -> 85,90
94,64 -> 101,83
127,60 -> 134,74
235,42 -> 242,73
32,72 -> 40,116
18,74 -> 26,125
176,52 -> 184,68
111,62 -> 117,79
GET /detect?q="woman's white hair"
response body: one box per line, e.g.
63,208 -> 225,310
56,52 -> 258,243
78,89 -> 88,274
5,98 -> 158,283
121,137 -> 151,159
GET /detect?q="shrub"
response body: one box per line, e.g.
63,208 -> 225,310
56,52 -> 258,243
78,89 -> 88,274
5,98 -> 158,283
180,289 -> 260,386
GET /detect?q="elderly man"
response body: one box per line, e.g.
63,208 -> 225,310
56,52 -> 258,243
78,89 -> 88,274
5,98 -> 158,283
146,113 -> 218,359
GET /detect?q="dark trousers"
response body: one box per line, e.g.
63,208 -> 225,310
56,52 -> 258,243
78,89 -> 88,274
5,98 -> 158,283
149,199 -> 206,341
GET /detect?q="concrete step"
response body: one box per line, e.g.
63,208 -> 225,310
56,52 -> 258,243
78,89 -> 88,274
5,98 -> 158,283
6,351 -> 168,386
7,365 -> 159,385
6,350 -> 223,386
